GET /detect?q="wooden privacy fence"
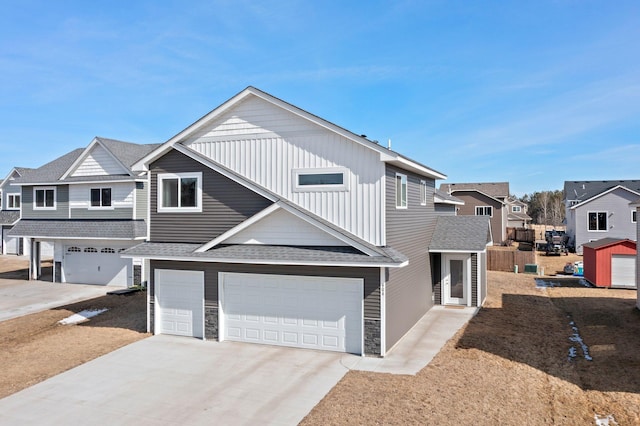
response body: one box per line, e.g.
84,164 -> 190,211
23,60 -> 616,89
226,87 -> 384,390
487,249 -> 536,272
506,227 -> 536,243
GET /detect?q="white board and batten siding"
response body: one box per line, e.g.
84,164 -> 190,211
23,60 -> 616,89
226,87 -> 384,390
68,182 -> 135,209
185,95 -> 386,246
225,208 -> 347,246
71,144 -> 128,177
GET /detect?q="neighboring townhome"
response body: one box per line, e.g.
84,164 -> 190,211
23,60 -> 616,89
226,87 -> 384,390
0,167 -> 33,255
631,198 -> 640,309
8,137 -> 159,284
439,182 -> 509,244
122,86 -> 490,357
506,196 -> 532,229
564,180 -> 640,255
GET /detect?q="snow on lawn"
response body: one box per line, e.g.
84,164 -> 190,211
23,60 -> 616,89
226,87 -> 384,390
59,308 -> 108,325
594,414 -> 618,425
567,315 -> 592,362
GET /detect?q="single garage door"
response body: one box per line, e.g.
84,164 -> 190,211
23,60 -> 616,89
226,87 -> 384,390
611,255 -> 636,288
64,245 -> 130,285
155,269 -> 204,338
221,273 -> 363,354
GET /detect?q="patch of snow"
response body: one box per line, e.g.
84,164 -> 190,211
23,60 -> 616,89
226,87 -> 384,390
567,318 -> 592,362
59,308 -> 108,325
594,414 -> 618,425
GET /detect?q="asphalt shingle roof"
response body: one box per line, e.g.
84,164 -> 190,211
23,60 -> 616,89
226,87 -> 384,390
564,180 -> 640,202
0,211 -> 20,226
434,189 -> 464,204
581,238 -> 636,250
13,149 -> 84,184
8,220 -> 147,239
122,242 -> 407,266
429,216 -> 492,252
440,182 -> 510,198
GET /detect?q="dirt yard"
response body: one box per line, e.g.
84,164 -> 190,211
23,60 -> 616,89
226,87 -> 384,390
0,257 -> 148,399
303,257 -> 640,425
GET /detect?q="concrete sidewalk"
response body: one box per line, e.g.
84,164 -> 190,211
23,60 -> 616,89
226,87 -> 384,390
0,279 -> 122,322
344,305 -> 478,375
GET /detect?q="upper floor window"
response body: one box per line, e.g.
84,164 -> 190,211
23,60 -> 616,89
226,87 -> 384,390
420,180 -> 427,206
91,188 -> 112,208
293,168 -> 348,192
7,194 -> 20,209
475,206 -> 493,216
34,187 -> 56,210
396,173 -> 407,209
158,172 -> 202,213
512,205 -> 522,213
632,210 -> 637,223
588,211 -> 607,231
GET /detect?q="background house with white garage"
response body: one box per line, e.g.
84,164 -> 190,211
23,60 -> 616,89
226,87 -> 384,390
9,137 -> 158,284
0,167 -> 36,255
123,86 -> 489,357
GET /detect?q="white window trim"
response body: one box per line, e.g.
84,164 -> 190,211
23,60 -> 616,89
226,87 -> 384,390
475,206 -> 493,217
587,210 -> 608,232
396,173 -> 407,209
7,194 -> 20,210
33,186 -> 56,210
420,180 -> 427,206
89,187 -> 114,210
512,205 -> 522,213
632,210 -> 637,223
157,172 -> 202,213
292,167 -> 349,192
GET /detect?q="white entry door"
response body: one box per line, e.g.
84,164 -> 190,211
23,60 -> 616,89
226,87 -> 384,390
220,273 -> 363,354
443,254 -> 470,305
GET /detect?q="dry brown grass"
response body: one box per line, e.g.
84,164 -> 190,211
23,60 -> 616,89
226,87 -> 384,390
302,270 -> 640,425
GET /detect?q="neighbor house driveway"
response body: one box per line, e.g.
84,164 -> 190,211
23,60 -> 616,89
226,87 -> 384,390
0,278 -> 120,322
0,335 -> 352,425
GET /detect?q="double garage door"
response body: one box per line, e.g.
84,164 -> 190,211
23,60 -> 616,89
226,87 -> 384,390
64,245 -> 130,286
155,270 -> 363,354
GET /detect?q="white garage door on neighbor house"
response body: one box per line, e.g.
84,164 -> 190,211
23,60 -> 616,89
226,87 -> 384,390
220,273 -> 363,354
64,245 -> 131,285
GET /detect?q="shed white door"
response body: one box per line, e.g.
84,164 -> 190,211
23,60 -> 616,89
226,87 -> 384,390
155,269 -> 204,338
220,273 -> 363,354
64,246 -> 130,286
611,255 -> 636,288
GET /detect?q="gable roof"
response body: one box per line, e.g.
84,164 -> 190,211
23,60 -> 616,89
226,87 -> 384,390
13,138 -> 160,185
582,238 -> 636,250
564,180 -> 640,201
569,184 -> 640,210
440,182 -> 510,198
429,216 -> 492,252
133,86 -> 446,180
1,167 -> 35,188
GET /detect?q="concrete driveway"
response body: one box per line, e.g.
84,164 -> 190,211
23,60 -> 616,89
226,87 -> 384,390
0,278 -> 121,322
0,335 -> 352,425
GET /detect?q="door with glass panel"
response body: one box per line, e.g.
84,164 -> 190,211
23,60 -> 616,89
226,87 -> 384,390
443,254 -> 469,305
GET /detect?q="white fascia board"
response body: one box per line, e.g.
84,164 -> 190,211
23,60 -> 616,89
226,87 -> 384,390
451,188 -> 505,205
0,168 -> 18,188
60,138 -> 132,180
570,185 -> 640,210
276,201 -> 381,257
119,253 -> 407,268
195,203 -> 281,252
12,178 -> 143,186
387,156 -> 447,180
173,144 -> 278,202
428,249 -> 485,254
9,235 -> 138,240
434,196 -> 465,206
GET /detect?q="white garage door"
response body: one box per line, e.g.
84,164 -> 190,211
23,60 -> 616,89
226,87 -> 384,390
64,245 -> 130,286
221,273 -> 363,354
155,269 -> 204,338
611,255 -> 636,288
4,236 -> 18,254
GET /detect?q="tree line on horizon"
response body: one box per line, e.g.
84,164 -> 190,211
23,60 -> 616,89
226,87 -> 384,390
519,190 -> 565,227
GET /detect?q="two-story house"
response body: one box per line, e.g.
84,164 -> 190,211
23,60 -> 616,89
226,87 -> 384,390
564,180 -> 640,254
0,167 -> 36,255
505,196 -> 532,229
122,87 -> 490,357
439,182 -> 509,244
9,137 -> 158,284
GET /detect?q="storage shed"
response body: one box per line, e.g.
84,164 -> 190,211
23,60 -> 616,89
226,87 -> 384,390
583,238 -> 637,288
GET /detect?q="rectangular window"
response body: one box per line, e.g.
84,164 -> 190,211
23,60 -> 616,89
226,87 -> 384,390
475,206 -> 493,216
632,210 -> 637,223
292,168 -> 348,191
512,205 -> 521,213
90,188 -> 112,207
420,180 -> 427,206
7,194 -> 20,209
34,187 -> 56,209
396,173 -> 407,208
588,211 -> 607,231
158,172 -> 202,212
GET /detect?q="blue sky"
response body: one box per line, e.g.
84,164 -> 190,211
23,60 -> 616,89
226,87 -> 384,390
1,1 -> 638,196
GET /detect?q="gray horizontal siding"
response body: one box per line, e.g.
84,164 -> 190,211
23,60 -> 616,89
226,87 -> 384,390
135,181 -> 147,221
385,165 -> 436,351
150,150 -> 272,243
21,185 -> 69,219
150,260 -> 380,318
70,207 -> 133,219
